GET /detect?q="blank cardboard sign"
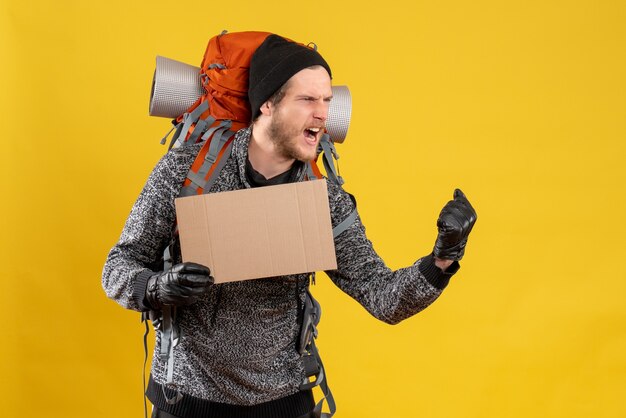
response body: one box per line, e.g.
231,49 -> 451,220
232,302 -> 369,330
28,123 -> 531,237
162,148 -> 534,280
175,179 -> 337,283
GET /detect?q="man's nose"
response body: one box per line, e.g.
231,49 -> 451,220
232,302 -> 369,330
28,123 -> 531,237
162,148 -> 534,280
313,100 -> 329,122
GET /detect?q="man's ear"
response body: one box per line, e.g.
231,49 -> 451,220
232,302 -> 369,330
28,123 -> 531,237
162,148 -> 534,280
259,100 -> 273,117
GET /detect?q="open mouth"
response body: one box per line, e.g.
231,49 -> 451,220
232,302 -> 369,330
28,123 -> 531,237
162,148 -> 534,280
303,127 -> 321,145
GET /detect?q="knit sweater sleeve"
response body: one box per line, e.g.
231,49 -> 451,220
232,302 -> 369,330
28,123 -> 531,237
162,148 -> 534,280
101,147 -> 197,311
325,182 -> 458,325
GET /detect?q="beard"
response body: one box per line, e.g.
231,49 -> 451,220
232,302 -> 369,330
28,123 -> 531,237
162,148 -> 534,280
267,110 -> 318,162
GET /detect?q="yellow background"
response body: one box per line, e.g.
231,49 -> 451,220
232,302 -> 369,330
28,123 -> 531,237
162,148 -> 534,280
2,0 -> 625,417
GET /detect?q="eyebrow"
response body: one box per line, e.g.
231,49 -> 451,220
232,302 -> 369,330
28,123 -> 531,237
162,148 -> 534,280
295,94 -> 334,100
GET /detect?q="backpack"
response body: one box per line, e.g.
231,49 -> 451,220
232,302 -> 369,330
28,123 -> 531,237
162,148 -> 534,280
150,31 -> 352,193
144,30 -> 354,418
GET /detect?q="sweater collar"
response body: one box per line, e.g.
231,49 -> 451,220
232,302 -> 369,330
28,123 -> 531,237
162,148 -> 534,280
232,126 -> 308,188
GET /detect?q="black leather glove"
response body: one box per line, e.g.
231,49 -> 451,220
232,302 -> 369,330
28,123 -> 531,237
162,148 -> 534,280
145,262 -> 214,310
433,189 -> 477,261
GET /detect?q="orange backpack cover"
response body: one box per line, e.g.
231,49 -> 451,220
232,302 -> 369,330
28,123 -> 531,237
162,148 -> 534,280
180,31 -> 271,134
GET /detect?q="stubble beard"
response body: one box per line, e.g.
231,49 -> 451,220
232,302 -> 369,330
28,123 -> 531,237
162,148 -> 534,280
267,111 -> 317,162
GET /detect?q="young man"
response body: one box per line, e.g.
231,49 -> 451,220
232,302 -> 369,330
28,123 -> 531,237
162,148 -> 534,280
103,34 -> 477,418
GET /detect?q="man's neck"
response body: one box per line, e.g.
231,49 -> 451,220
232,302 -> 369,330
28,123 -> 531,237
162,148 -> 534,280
248,125 -> 295,179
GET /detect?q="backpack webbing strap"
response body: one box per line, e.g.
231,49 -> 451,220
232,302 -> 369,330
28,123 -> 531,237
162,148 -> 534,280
161,305 -> 182,404
159,244 -> 174,363
298,284 -> 336,417
200,119 -> 230,143
332,208 -> 357,238
166,122 -> 185,150
305,147 -> 355,238
305,162 -> 318,180
159,305 -> 172,359
310,339 -> 336,418
170,101 -> 210,149
142,313 -> 150,418
160,121 -> 182,146
319,135 -> 344,186
201,137 -> 235,193
179,128 -> 235,197
206,121 -> 233,163
186,117 -> 208,144
155,245 -> 183,405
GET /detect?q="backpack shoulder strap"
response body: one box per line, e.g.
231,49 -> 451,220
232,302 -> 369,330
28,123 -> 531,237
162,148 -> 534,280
142,125 -> 237,411
298,274 -> 337,417
310,134 -> 357,239
179,126 -> 236,197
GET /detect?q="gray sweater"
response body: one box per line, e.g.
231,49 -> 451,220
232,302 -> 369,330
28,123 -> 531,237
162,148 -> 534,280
102,127 -> 455,408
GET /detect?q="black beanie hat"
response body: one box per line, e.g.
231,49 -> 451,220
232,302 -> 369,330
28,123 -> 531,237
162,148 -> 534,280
248,34 -> 332,121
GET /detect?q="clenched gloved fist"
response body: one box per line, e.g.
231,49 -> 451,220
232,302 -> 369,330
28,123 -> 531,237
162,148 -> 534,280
433,189 -> 477,261
145,262 -> 214,310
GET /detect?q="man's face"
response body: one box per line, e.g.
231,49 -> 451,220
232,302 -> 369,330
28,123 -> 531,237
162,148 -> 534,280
266,66 -> 333,162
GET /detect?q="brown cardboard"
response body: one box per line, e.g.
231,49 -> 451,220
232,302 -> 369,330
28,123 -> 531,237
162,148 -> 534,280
175,179 -> 337,283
